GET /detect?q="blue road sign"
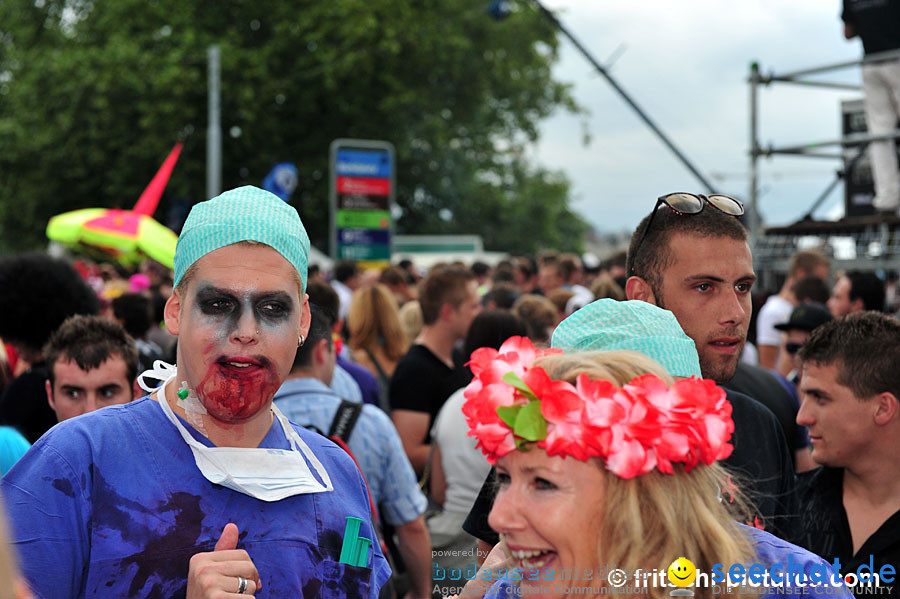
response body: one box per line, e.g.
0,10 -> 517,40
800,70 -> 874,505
335,149 -> 392,178
337,228 -> 391,246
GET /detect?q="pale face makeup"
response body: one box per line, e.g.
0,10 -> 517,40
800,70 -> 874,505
167,243 -> 308,426
190,284 -> 296,420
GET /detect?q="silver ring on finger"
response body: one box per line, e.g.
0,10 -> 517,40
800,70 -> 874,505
237,576 -> 248,594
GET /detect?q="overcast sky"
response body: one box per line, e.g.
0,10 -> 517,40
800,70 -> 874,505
529,1 -> 865,235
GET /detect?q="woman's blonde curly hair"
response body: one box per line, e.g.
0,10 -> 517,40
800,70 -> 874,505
528,351 -> 756,599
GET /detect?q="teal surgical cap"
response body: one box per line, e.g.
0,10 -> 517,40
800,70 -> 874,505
173,186 -> 310,291
551,299 -> 702,378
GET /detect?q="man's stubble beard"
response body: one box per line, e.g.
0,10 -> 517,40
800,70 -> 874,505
654,291 -> 742,384
698,350 -> 741,384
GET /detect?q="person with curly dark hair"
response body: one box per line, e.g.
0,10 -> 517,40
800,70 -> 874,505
0,253 -> 100,442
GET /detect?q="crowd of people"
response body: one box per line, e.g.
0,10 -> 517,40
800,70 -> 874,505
0,187 -> 898,598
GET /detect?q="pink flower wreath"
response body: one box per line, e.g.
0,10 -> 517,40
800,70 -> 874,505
461,336 -> 734,479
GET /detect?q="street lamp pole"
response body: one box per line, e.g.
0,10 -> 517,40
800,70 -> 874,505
207,45 -> 222,199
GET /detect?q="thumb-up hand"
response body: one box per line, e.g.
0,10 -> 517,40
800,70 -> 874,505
187,523 -> 262,598
214,522 -> 240,552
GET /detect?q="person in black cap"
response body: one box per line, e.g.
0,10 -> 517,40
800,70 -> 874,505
775,302 -> 834,386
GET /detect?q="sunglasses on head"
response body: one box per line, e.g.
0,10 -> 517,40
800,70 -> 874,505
630,193 -> 745,275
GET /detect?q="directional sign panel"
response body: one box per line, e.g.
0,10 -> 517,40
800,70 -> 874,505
337,228 -> 391,246
337,244 -> 391,261
335,210 -> 391,229
334,149 -> 392,178
330,139 -> 394,268
337,176 -> 391,196
337,194 -> 390,211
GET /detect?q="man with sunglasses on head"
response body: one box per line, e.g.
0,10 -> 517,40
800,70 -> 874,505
625,193 -> 751,383
625,192 -> 797,531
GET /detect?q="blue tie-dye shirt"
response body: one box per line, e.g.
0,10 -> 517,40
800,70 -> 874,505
1,397 -> 390,598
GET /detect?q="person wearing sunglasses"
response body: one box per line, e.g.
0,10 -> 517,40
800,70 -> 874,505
774,302 -> 833,387
624,192 -> 799,527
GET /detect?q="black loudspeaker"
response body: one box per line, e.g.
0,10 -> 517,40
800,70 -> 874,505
843,99 -> 876,217
841,98 -> 900,217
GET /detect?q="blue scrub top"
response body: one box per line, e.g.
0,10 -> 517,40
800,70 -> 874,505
1,397 -> 390,598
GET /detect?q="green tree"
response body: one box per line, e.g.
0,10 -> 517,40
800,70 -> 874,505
0,0 -> 587,255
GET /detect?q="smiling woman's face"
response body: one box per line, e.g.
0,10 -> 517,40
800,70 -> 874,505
165,243 -> 309,423
488,448 -> 606,596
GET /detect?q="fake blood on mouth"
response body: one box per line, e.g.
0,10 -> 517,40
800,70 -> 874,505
196,359 -> 281,421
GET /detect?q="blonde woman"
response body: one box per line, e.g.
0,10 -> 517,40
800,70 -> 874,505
347,284 -> 409,404
398,300 -> 424,346
463,338 -> 850,599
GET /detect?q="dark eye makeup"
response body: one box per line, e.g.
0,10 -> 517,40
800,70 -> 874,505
194,285 -> 294,322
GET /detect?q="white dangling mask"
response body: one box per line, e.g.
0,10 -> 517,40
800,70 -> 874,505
139,364 -> 333,501
139,361 -> 208,434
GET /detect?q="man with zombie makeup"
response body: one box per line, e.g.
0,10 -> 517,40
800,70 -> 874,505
1,187 -> 390,598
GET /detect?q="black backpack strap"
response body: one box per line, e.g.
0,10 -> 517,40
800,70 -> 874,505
327,400 -> 363,442
362,348 -> 393,412
363,347 -> 390,382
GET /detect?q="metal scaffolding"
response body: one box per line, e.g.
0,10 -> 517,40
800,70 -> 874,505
748,49 -> 900,284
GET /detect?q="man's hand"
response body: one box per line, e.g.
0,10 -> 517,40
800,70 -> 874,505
187,523 -> 262,598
